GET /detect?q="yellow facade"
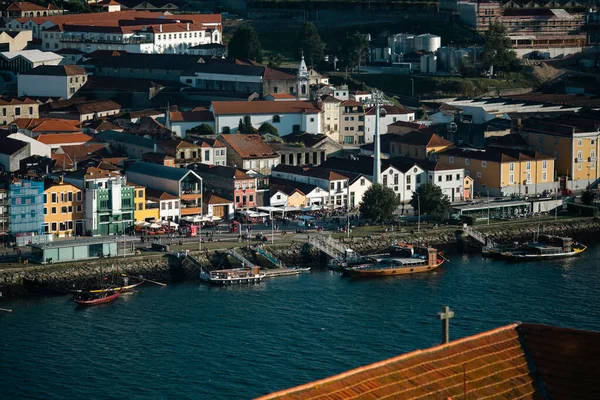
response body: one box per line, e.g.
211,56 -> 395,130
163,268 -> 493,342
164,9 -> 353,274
133,186 -> 159,222
44,181 -> 84,237
439,151 -> 554,195
525,131 -> 599,185
287,191 -> 306,207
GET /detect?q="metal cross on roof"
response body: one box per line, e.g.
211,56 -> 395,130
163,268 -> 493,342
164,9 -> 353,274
438,305 -> 455,344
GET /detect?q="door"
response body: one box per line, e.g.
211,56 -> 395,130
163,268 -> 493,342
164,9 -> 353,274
213,205 -> 225,218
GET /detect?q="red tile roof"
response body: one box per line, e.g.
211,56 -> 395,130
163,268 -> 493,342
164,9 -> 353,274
263,67 -> 295,80
170,110 -> 214,122
205,192 -> 232,204
260,323 -> 600,400
218,134 -> 277,159
146,188 -> 178,201
0,96 -> 39,106
211,100 -> 320,116
390,130 -> 454,147
36,132 -> 92,145
267,93 -> 296,99
365,105 -> 414,115
11,118 -> 81,132
6,2 -> 51,12
76,100 -> 121,115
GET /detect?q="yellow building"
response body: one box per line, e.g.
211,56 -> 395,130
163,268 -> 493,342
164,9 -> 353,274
133,185 -> 159,223
521,118 -> 600,191
43,179 -> 84,237
389,131 -> 454,160
463,175 -> 474,200
438,148 -> 555,197
287,190 -> 306,207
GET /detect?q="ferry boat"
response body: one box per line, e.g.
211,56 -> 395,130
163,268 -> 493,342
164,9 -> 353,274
200,266 -> 266,285
498,235 -> 586,261
342,244 -> 444,277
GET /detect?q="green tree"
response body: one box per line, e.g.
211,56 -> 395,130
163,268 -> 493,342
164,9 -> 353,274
268,53 -> 285,68
481,22 -> 517,72
258,122 -> 279,137
339,32 -> 369,73
410,183 -> 451,221
228,24 -> 263,63
237,116 -> 254,134
294,22 -> 325,68
186,123 -> 215,136
359,184 -> 402,225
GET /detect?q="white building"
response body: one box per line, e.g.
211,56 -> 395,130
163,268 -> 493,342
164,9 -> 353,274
423,161 -> 465,202
364,105 -> 416,144
18,65 -> 87,99
7,11 -> 223,54
146,189 -> 180,222
269,189 -> 288,207
167,108 -> 215,138
7,132 -> 51,157
347,174 -> 372,209
210,100 -> 322,136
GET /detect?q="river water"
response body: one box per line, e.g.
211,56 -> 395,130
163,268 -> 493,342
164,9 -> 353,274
2,248 -> 600,399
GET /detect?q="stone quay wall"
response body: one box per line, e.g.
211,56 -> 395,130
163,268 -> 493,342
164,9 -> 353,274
1,219 -> 599,298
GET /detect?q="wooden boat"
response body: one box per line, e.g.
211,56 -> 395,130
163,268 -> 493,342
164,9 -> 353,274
342,244 -> 444,277
73,290 -> 121,306
88,280 -> 143,293
200,266 -> 266,285
498,236 -> 587,261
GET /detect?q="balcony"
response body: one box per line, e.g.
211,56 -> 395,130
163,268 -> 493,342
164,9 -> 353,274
59,36 -> 153,45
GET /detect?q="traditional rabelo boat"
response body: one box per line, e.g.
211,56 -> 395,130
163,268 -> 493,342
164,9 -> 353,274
497,235 -> 586,261
200,266 -> 266,285
73,290 -> 121,306
342,244 -> 444,277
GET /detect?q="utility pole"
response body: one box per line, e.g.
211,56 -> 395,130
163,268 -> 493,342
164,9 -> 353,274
438,306 -> 455,344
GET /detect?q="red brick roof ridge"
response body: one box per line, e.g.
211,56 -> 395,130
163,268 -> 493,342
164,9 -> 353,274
256,323 -> 520,400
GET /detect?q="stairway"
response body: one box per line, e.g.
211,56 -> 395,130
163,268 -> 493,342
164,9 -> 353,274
256,247 -> 283,267
462,225 -> 497,248
182,255 -> 212,274
308,235 -> 357,260
227,248 -> 256,268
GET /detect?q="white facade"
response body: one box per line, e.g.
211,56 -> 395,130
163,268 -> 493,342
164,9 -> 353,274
269,190 -> 288,207
214,112 -> 322,136
428,167 -> 465,202
170,121 -> 215,138
7,132 -> 51,157
38,24 -> 222,55
18,74 -> 69,98
348,176 -> 372,209
271,169 -> 348,208
364,110 -> 415,144
155,198 -> 180,221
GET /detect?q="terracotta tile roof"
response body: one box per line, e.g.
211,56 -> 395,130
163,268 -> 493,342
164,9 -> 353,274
340,100 -> 363,106
6,2 -> 50,12
388,120 -> 429,129
390,131 -> 454,147
145,188 -> 178,201
205,192 -> 232,204
20,65 -> 86,77
263,67 -> 295,80
211,100 -> 320,116
11,118 -> 81,132
267,93 -> 296,99
0,96 -> 38,106
365,105 -> 414,115
191,163 -> 252,179
260,323 -> 567,400
170,110 -> 214,122
76,100 -> 121,115
36,132 -> 92,145
83,166 -> 123,180
442,148 -> 554,163
218,134 -> 277,159
160,138 -> 197,149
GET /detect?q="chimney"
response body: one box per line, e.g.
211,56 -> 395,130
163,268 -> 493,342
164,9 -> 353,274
186,23 -> 190,31
159,24 -> 162,32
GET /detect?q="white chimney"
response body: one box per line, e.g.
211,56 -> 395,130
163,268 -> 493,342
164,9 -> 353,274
186,23 -> 189,31
159,24 -> 162,32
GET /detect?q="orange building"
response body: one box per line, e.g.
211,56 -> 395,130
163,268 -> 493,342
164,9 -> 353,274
43,178 -> 84,236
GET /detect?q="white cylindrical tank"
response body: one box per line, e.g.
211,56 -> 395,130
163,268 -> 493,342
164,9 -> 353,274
414,33 -> 441,53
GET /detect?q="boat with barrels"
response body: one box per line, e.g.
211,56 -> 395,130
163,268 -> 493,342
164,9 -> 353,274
497,235 -> 586,261
341,244 -> 444,277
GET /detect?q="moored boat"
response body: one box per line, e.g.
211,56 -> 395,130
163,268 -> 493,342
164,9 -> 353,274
73,290 -> 121,306
342,244 -> 444,277
498,235 -> 586,261
200,266 -> 266,285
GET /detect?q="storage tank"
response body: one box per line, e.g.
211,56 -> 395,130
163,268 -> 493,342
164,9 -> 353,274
437,47 -> 460,72
389,33 -> 414,56
420,54 -> 437,74
414,33 -> 441,53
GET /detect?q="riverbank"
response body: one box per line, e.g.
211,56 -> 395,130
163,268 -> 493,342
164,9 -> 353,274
1,217 -> 599,298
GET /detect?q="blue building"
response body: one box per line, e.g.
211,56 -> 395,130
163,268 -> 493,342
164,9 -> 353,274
10,177 -> 44,244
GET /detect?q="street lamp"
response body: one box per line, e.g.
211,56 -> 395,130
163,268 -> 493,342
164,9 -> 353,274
417,194 -> 421,232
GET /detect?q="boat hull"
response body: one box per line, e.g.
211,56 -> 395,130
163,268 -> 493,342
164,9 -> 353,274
74,291 -> 120,305
344,259 -> 443,277
500,247 -> 586,261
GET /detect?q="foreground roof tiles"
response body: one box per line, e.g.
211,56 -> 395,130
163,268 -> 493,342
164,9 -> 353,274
259,323 -> 600,400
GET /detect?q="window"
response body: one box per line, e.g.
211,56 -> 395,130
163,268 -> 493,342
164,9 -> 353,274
249,195 -> 254,202
1,108 -> 5,116
76,205 -> 82,212
122,198 -> 131,207
51,193 -> 57,203
273,115 -> 280,123
161,202 -> 166,210
168,202 -> 172,210
438,176 -> 442,182
577,150 -> 583,161
509,162 -> 514,172
60,192 -> 65,202
456,174 -> 460,180
29,107 -> 33,115
526,172 -> 531,183
44,207 -> 47,215
330,182 -> 335,190
542,160 -> 547,170
222,126 -> 230,134
235,196 -> 240,203
310,117 -> 315,122
360,178 -> 365,186
446,174 -> 452,181
15,107 -> 20,116
51,207 -> 57,214
482,161 -> 487,168
449,157 -> 454,164
43,194 -> 47,203
509,174 -> 514,184
68,192 -> 73,202
542,171 -> 547,181
578,139 -> 582,146
526,161 -> 531,171
476,172 -> 482,178
76,192 -> 82,202
465,159 -> 470,166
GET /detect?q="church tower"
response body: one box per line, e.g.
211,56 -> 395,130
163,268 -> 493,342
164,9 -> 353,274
296,53 -> 309,100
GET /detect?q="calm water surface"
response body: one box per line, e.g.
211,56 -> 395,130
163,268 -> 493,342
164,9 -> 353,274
2,248 -> 600,399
